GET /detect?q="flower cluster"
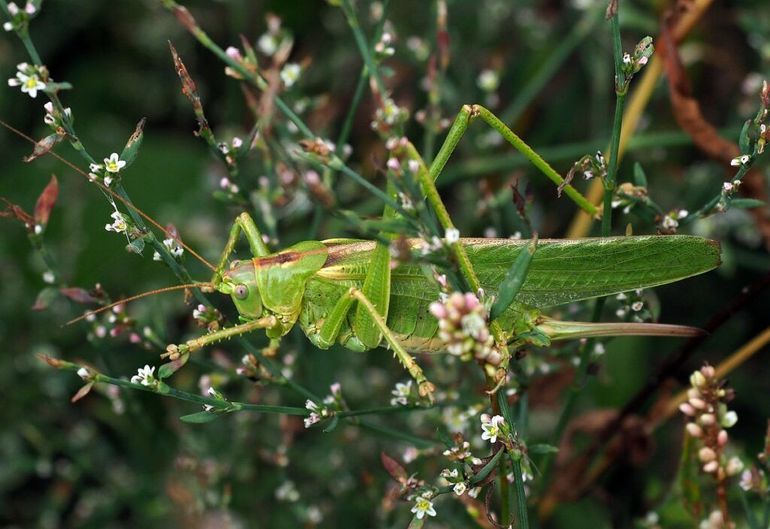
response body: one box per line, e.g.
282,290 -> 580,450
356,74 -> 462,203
680,364 -> 743,480
440,467 -> 468,496
152,237 -> 184,261
619,36 -> 654,92
569,150 -> 607,183
429,292 -> 501,364
7,62 -> 46,98
371,97 -> 409,135
303,383 -> 344,429
257,14 -> 291,58
42,101 -> 72,130
390,380 -> 413,406
373,30 -> 395,58
3,2 -> 37,33
191,304 -> 222,331
615,289 -> 650,322
660,208 -> 688,234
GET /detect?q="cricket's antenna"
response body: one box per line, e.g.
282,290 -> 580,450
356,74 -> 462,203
64,282 -> 214,326
0,118 -> 217,272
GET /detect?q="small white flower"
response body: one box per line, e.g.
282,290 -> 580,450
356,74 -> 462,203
631,301 -> 644,312
480,414 -> 505,444
477,69 -> 500,92
103,175 -> 113,187
103,153 -> 126,173
730,154 -> 750,167
231,136 -> 243,149
42,270 -> 55,284
410,495 -> 436,520
445,228 -> 460,244
104,211 -> 128,233
721,410 -> 738,428
726,456 -> 744,476
130,364 -> 156,386
8,66 -> 46,98
257,33 -> 278,56
3,21 -> 13,31
390,380 -> 412,406
280,63 -> 301,88
739,469 -> 754,491
304,413 -> 320,428
407,159 -> 420,174
453,482 -> 467,495
275,480 -> 300,502
162,237 -> 184,258
623,53 -> 632,65
440,468 -> 459,479
77,367 -> 90,380
305,399 -> 319,412
7,2 -> 19,15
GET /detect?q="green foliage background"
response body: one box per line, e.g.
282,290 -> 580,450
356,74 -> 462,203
1,1 -> 770,527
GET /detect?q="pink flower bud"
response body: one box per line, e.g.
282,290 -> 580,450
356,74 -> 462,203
679,403 -> 696,416
717,430 -> 728,446
689,397 -> 706,410
703,461 -> 719,473
699,413 -> 716,426
701,365 -> 715,378
685,423 -> 702,438
698,447 -> 716,463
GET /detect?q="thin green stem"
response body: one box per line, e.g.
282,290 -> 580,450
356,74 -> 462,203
510,454 -> 530,529
602,14 -> 627,237
501,6 -> 603,125
340,0 -> 387,98
739,489 -> 761,529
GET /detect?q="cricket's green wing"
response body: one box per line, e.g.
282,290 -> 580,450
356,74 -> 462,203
466,235 -> 720,307
304,235 -> 719,351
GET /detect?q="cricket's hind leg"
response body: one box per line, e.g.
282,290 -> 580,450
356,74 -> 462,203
314,287 -> 436,402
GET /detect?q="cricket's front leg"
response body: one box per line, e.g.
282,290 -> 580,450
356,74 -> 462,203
212,212 -> 271,285
316,287 -> 436,403
165,315 -> 280,359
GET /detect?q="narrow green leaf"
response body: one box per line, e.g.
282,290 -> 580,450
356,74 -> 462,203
158,353 -> 189,379
120,118 -> 146,168
180,411 -> 221,423
490,236 -> 537,321
739,119 -> 752,153
528,443 -> 559,454
633,162 -> 647,187
127,237 -> 145,254
31,287 -> 58,311
730,198 -> 765,209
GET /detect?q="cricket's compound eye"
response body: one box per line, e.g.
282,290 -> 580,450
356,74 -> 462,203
234,284 -> 249,300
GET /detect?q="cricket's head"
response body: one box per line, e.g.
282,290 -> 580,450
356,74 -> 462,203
218,259 -> 263,319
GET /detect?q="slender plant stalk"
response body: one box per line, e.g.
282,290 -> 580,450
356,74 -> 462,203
501,6 -> 603,125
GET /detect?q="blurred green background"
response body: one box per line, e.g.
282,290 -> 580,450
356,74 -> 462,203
2,0 -> 770,527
